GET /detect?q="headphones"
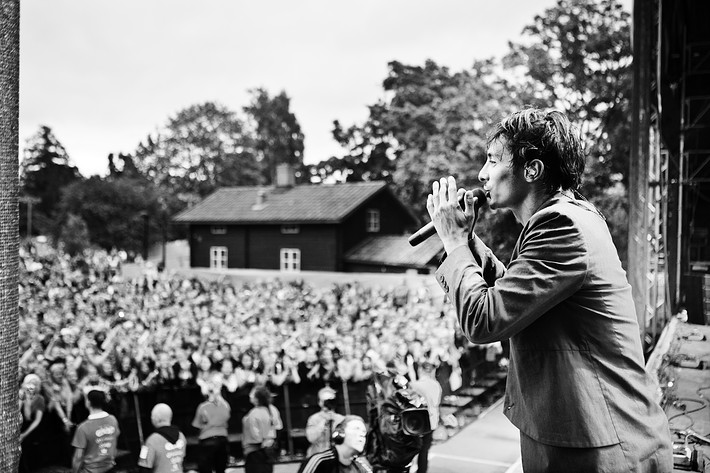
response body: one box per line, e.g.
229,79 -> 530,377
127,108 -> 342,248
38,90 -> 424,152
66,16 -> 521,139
331,425 -> 345,445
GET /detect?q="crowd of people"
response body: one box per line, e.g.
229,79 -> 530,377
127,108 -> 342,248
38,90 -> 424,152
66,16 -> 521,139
17,240 -> 503,471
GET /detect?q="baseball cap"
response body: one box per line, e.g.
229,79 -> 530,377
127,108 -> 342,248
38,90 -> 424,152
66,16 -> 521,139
318,387 -> 336,401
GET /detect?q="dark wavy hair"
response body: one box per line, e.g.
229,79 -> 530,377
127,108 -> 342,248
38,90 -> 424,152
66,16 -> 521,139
251,384 -> 272,407
487,108 -> 585,194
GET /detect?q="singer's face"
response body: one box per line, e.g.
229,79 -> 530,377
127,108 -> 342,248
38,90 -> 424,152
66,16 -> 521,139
479,138 -> 527,211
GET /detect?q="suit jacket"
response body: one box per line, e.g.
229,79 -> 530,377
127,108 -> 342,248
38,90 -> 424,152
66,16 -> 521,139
436,192 -> 671,450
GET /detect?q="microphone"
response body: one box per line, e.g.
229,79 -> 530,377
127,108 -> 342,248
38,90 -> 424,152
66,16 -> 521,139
408,188 -> 487,247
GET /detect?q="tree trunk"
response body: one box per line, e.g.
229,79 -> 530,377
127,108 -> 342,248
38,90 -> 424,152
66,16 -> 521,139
0,1 -> 20,471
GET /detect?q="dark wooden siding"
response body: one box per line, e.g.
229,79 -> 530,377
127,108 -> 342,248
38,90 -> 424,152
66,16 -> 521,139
189,225 -> 246,268
246,224 -> 340,271
341,192 -> 418,251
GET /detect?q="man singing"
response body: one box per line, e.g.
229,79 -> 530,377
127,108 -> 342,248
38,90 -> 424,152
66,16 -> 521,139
427,108 -> 672,472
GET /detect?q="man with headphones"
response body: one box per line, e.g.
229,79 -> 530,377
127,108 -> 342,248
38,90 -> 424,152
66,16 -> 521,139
298,415 -> 372,473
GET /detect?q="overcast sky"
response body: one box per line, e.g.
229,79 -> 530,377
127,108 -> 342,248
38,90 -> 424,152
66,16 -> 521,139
19,0 -> 632,177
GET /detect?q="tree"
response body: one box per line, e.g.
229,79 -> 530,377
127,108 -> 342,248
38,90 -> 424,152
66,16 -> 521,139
244,88 -> 305,184
316,59 -> 522,258
58,176 -> 165,255
133,102 -> 261,199
107,152 -> 142,179
503,0 -> 632,260
20,125 -> 82,235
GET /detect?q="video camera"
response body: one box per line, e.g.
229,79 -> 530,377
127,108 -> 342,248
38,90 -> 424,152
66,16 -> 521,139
365,371 -> 432,472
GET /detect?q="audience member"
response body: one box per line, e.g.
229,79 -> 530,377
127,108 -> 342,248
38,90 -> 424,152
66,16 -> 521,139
192,374 -> 231,473
305,387 -> 345,457
242,385 -> 284,473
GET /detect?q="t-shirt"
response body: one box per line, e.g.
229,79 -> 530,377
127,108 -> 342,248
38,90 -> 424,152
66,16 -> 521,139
191,398 -> 231,440
71,412 -> 121,473
241,405 -> 283,456
137,429 -> 187,473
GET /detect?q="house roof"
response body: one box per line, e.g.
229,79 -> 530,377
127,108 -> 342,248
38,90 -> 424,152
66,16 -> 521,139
343,235 -> 444,269
173,181 -> 417,224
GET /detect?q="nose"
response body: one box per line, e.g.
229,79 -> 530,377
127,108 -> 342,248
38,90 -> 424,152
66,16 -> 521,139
478,163 -> 488,183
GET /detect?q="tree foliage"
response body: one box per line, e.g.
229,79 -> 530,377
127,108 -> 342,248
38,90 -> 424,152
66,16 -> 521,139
244,88 -> 305,184
20,126 -> 82,235
58,176 -> 165,255
312,59 -> 522,258
318,0 -> 631,262
504,0 -> 632,260
133,102 -> 262,199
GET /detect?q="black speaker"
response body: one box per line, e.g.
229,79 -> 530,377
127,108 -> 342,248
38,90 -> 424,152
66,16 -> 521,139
400,408 -> 431,437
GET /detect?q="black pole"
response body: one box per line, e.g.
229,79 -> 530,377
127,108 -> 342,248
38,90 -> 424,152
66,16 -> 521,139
140,211 -> 149,260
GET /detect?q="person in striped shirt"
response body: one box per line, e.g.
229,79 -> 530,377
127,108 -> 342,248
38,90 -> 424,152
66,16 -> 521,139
298,416 -> 372,473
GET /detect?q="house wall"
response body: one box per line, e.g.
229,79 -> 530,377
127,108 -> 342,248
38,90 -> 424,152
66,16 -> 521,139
189,223 -> 339,271
189,225 -> 247,268
248,224 -> 339,271
341,192 -> 418,251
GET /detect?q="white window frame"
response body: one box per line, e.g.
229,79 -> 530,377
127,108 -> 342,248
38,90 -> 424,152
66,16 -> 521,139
280,248 -> 301,272
211,225 -> 227,235
210,246 -> 228,269
281,224 -> 300,234
366,209 -> 380,233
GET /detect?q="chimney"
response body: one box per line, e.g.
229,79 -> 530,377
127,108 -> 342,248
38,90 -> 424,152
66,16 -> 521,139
275,163 -> 296,188
252,188 -> 267,211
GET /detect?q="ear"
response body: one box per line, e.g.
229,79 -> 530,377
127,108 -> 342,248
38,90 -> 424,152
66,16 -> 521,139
524,159 -> 544,183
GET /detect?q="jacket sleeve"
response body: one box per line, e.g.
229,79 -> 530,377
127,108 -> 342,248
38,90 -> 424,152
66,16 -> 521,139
436,210 -> 588,344
468,234 -> 507,286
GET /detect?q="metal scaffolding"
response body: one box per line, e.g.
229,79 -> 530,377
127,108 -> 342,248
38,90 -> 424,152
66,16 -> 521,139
630,0 -> 710,350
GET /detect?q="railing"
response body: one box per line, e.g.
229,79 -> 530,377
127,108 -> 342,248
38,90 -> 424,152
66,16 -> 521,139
110,379 -> 371,463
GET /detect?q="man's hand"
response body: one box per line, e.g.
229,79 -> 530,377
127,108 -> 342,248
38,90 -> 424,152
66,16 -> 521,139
426,176 -> 478,254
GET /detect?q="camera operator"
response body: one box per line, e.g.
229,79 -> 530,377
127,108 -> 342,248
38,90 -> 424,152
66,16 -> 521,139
298,416 -> 372,473
305,387 -> 345,457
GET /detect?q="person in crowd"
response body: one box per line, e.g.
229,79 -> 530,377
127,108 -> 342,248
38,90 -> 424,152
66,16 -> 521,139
409,361 -> 442,473
138,403 -> 187,473
219,358 -> 239,393
242,384 -> 283,473
19,373 -> 46,473
305,387 -> 345,457
297,416 -> 372,473
234,351 -> 258,389
192,374 -> 231,473
46,359 -> 75,466
71,388 -> 121,473
426,108 -> 673,471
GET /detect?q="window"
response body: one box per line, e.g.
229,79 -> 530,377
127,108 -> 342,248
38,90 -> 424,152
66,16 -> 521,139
211,226 -> 227,235
281,224 -> 300,234
280,248 -> 301,272
210,246 -> 228,269
366,209 -> 380,233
